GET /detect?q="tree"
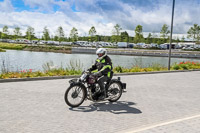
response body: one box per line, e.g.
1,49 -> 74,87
26,26 -> 35,40
111,24 -> 122,42
70,27 -> 78,42
54,36 -> 58,41
57,26 -> 65,43
157,39 -> 162,45
160,24 -> 170,39
88,26 -> 97,42
120,31 -> 129,42
187,24 -> 200,42
181,35 -> 185,42
152,31 -> 158,44
94,35 -> 99,42
175,36 -> 180,43
146,33 -> 152,44
89,26 -> 96,37
3,26 -> 9,34
42,26 -> 50,41
129,36 -> 134,43
112,24 -> 122,36
134,25 -> 144,43
13,27 -> 22,39
2,25 -> 9,39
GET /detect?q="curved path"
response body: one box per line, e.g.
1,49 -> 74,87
0,71 -> 200,133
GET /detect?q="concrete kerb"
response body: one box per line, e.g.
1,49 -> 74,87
0,75 -> 79,83
0,69 -> 200,83
114,69 -> 200,76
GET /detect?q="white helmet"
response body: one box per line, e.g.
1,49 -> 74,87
96,48 -> 107,59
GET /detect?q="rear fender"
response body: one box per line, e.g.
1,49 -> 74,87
110,78 -> 126,90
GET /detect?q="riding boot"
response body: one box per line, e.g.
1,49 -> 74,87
97,76 -> 108,100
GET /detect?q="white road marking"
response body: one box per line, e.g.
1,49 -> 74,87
125,114 -> 200,133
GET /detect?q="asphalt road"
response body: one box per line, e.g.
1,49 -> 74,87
0,71 -> 200,133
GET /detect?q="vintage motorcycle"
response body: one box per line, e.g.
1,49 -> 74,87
64,71 -> 126,108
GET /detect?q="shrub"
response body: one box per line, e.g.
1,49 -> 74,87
150,63 -> 165,71
34,71 -> 46,77
0,48 -> 6,52
114,66 -> 123,73
143,68 -> 154,72
172,64 -> 181,70
130,67 -> 142,72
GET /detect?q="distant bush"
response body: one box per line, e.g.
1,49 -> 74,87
0,43 -> 26,50
0,42 -> 72,52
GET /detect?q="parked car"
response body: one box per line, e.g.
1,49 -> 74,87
60,42 -> 72,46
38,40 -> 47,45
150,43 -> 158,48
117,42 -> 128,48
8,40 -> 16,43
32,40 -> 39,44
127,43 -> 134,48
182,46 -> 194,50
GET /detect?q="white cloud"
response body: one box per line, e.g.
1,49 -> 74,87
0,11 -> 115,37
23,0 -> 72,13
0,0 -> 200,38
0,0 -> 14,12
23,0 -> 54,12
69,0 -> 200,34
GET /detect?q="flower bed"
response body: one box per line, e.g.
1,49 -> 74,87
0,68 -> 82,79
1,61 -> 200,79
172,61 -> 200,70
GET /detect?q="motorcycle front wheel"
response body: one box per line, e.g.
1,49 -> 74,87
64,84 -> 86,108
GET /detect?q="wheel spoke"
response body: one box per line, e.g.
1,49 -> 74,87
66,85 -> 85,105
75,87 -> 81,94
108,82 -> 122,101
78,96 -> 83,99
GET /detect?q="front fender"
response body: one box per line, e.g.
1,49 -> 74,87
69,81 -> 87,98
69,78 -> 78,85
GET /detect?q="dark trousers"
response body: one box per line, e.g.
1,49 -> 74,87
97,76 -> 109,94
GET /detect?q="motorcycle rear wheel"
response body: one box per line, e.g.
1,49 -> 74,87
107,81 -> 122,102
64,84 -> 86,108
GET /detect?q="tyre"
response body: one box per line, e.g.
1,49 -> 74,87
64,84 -> 86,108
107,81 -> 122,102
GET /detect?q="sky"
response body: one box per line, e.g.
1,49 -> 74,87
0,0 -> 200,38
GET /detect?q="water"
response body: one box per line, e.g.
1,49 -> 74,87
0,50 -> 200,73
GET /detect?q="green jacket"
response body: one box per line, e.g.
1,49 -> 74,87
89,55 -> 113,78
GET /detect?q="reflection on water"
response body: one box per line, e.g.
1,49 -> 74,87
0,50 -> 200,72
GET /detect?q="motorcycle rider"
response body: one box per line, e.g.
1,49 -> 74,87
88,48 -> 113,100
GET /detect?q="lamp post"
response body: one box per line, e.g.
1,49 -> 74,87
168,0 -> 175,70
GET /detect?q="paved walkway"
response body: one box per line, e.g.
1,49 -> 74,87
0,71 -> 200,133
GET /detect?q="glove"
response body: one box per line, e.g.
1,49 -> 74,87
93,71 -> 102,77
86,69 -> 91,73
